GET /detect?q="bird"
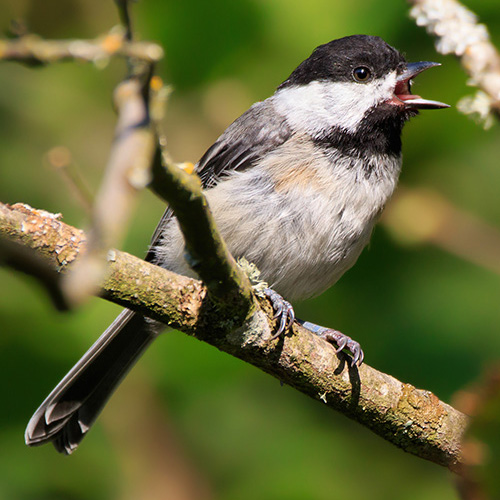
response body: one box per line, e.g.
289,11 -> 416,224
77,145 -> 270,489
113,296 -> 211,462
25,35 -> 448,454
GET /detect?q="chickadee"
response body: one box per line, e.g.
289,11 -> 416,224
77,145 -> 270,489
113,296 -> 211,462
25,35 -> 448,454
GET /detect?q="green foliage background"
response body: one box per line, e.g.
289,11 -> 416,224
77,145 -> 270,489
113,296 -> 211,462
1,1 -> 500,499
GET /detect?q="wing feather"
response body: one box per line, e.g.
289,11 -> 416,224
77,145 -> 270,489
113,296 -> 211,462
147,98 -> 292,262
197,99 -> 292,187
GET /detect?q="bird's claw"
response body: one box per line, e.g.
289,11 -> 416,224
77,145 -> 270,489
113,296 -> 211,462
317,328 -> 364,367
264,288 -> 295,340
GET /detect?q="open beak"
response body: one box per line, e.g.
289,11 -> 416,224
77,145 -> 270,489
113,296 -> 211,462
393,61 -> 449,110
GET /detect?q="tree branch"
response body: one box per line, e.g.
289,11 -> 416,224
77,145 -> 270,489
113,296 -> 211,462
0,27 -> 163,66
0,201 -> 469,471
148,148 -> 254,319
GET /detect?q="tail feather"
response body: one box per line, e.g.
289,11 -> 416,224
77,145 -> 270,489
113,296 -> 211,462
25,309 -> 158,454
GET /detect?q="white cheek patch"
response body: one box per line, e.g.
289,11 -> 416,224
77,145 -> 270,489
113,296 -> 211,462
273,71 -> 397,136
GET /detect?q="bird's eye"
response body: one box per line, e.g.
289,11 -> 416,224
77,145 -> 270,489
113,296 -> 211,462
352,66 -> 372,83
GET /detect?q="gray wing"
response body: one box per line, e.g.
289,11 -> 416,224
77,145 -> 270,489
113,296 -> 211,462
146,98 -> 291,262
196,99 -> 292,188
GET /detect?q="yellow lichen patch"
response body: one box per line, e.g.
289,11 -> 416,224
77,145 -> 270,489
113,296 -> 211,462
150,75 -> 164,92
178,162 -> 195,175
399,384 -> 446,434
101,32 -> 124,54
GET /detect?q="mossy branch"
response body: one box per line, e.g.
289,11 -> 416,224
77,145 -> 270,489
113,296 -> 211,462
148,149 -> 255,320
0,201 -> 468,471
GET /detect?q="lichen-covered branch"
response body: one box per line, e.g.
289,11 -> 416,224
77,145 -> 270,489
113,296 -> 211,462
140,73 -> 254,321
409,0 -> 500,125
0,202 -> 469,471
148,149 -> 254,320
0,27 -> 163,66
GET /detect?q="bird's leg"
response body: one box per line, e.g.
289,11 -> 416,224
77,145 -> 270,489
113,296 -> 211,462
264,288 -> 295,340
298,320 -> 364,367
262,289 -> 363,367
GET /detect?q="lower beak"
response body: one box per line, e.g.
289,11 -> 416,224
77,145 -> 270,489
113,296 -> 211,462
394,61 -> 449,110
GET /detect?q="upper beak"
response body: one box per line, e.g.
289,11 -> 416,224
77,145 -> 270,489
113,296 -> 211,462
394,61 -> 449,110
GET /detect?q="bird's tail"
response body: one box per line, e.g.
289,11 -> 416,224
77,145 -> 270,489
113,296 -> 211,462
25,309 -> 159,454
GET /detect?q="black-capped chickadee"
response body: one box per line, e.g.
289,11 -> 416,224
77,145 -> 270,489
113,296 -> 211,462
25,35 -> 448,454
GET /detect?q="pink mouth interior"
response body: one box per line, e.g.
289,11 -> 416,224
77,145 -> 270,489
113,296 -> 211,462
396,93 -> 422,101
394,79 -> 421,102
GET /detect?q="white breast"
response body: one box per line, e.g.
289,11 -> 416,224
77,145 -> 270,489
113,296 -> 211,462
156,135 -> 401,302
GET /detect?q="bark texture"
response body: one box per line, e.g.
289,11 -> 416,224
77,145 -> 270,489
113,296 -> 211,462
0,202 -> 468,471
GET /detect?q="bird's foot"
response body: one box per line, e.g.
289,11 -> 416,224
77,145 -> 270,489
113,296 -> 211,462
299,320 -> 364,367
264,288 -> 295,340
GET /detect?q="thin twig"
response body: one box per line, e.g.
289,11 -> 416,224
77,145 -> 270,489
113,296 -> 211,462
145,76 -> 254,315
0,202 -> 468,471
114,0 -> 134,42
0,27 -> 163,66
149,147 -> 254,317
